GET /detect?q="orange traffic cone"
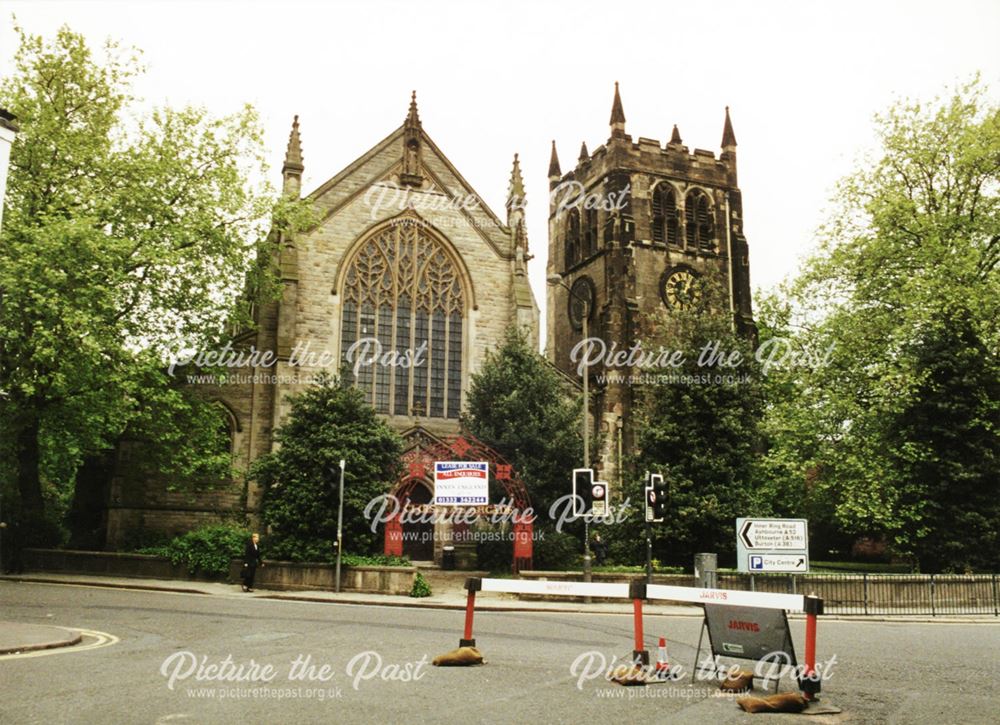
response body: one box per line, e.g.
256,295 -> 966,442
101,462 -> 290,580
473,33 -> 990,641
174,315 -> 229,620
654,637 -> 670,679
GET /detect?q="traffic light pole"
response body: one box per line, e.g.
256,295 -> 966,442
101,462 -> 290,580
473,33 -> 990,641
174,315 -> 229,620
581,302 -> 592,602
645,522 -> 653,584
549,273 -> 592,601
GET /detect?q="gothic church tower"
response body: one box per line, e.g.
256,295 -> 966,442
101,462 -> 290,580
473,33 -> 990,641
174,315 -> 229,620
546,83 -> 754,488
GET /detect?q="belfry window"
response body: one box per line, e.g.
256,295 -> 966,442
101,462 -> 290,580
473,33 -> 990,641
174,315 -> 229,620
652,183 -> 679,245
584,208 -> 598,257
340,223 -> 465,419
684,189 -> 715,250
564,208 -> 581,268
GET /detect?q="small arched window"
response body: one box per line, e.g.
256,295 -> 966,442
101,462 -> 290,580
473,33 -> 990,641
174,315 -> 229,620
213,402 -> 238,457
651,183 -> 679,245
684,189 -> 715,250
564,208 -> 581,268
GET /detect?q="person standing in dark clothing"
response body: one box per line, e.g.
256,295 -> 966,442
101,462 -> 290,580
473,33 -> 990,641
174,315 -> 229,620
592,533 -> 607,566
2,514 -> 25,574
241,532 -> 262,592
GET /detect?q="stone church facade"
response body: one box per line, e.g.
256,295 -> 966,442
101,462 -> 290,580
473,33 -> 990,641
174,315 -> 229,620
104,85 -> 754,550
545,83 -> 754,492
105,94 -> 538,546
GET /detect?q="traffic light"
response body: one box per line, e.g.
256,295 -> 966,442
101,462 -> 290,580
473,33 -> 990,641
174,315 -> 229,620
644,471 -> 661,523
645,483 -> 660,523
573,468 -> 593,517
591,480 -> 608,516
652,473 -> 668,520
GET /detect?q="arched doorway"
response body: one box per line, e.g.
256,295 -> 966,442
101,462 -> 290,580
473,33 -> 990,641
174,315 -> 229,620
384,430 -> 534,572
400,480 -> 434,561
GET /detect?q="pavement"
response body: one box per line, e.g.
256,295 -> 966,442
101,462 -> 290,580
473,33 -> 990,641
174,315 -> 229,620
0,570 -> 705,610
1,569 -> 996,656
0,619 -> 82,655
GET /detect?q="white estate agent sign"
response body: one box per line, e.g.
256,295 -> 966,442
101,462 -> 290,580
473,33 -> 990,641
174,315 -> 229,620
736,518 -> 809,573
433,462 -> 489,505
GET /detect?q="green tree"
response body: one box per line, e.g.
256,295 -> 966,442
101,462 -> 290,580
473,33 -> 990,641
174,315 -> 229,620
752,291 -> 852,559
0,26 -> 285,539
889,308 -> 1000,571
462,325 -> 584,517
760,78 -> 1000,569
462,326 -> 585,568
630,270 -> 766,566
253,375 -> 403,561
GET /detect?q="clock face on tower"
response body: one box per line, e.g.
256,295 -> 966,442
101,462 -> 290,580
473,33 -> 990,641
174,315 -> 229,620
660,267 -> 702,311
567,276 -> 595,331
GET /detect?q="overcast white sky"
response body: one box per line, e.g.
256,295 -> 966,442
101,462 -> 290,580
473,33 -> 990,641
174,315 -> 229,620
2,0 -> 999,341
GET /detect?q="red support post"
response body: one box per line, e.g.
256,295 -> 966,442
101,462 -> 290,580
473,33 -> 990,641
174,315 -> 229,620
460,578 -> 481,647
629,581 -> 649,665
800,594 -> 823,700
632,598 -> 649,665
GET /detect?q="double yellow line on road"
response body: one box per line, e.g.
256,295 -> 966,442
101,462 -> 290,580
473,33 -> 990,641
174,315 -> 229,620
0,628 -> 119,661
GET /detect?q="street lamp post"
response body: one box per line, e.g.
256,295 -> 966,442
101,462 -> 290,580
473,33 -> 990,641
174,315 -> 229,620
547,274 -> 592,592
335,459 -> 345,593
0,108 -> 18,570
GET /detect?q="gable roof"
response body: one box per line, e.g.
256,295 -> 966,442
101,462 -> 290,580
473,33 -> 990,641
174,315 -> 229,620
301,124 -> 513,258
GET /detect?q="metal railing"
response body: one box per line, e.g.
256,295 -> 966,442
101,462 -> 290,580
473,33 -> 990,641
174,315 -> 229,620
710,572 -> 1000,616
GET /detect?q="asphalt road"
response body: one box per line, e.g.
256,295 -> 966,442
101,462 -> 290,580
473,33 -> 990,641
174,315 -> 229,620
1,581 -> 997,724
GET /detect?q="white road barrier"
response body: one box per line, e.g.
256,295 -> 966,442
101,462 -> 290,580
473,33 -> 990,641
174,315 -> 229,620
479,578 -> 631,599
454,576 -> 824,699
645,583 -> 807,612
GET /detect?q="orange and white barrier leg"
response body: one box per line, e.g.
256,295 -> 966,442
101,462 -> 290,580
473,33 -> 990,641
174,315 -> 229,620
630,581 -> 649,665
460,577 -> 481,647
800,594 -> 823,700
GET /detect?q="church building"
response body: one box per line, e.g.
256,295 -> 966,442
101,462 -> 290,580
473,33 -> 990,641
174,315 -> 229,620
105,94 -> 539,548
105,85 -> 754,565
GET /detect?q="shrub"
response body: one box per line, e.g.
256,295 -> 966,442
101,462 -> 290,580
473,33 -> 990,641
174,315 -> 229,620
139,523 -> 248,578
409,571 -> 432,598
253,376 -> 403,561
476,530 -> 512,573
340,554 -> 410,567
531,527 -> 583,570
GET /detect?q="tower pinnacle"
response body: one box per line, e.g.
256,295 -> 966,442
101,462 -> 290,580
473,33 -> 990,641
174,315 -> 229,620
283,115 -> 304,173
609,81 -> 626,138
282,115 -> 303,197
507,152 -> 525,212
721,106 -> 737,149
548,140 -> 561,179
401,91 -> 423,186
405,90 -> 421,130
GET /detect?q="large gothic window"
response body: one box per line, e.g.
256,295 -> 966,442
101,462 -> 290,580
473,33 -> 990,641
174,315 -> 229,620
651,183 -> 679,245
684,189 -> 715,250
340,223 -> 465,419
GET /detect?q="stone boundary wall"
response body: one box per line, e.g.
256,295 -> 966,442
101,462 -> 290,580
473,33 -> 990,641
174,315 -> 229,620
22,549 -> 416,596
227,559 -> 416,596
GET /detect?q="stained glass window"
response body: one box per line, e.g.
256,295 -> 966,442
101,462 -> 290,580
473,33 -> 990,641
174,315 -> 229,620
341,223 -> 465,419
